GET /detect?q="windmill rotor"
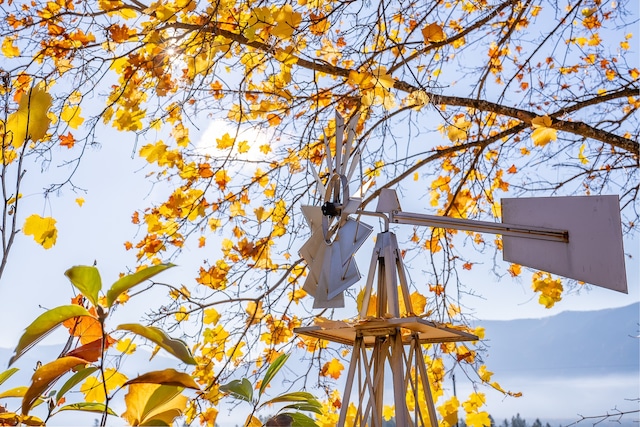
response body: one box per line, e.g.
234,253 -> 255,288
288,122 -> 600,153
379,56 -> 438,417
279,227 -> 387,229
299,112 -> 372,308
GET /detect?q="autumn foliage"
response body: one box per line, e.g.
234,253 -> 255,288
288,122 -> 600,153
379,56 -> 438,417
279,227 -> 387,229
0,0 -> 637,426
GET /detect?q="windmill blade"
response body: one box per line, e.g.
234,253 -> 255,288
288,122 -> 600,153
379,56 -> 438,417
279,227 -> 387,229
334,112 -> 344,173
299,205 -> 327,297
336,219 -> 373,267
324,219 -> 372,300
323,130 -> 333,174
308,165 -> 326,197
326,260 -> 362,301
301,205 -> 324,232
352,178 -> 373,199
346,149 -> 361,183
341,113 -> 359,176
313,244 -> 346,308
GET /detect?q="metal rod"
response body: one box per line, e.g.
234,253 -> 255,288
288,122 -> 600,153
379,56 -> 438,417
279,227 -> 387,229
391,211 -> 569,243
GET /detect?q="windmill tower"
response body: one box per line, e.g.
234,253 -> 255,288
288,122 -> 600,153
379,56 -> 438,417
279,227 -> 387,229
295,112 -> 627,426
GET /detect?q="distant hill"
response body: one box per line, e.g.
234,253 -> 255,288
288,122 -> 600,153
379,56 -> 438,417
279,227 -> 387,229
476,302 -> 640,377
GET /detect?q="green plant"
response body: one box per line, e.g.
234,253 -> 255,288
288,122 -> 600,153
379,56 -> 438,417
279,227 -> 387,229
220,354 -> 322,427
0,263 -> 199,426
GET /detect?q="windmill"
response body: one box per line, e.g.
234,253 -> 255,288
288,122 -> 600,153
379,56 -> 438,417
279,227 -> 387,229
295,112 -> 628,426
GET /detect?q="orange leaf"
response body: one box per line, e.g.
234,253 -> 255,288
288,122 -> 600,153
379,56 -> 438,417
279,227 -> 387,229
60,132 -> 75,149
63,310 -> 103,345
64,336 -> 116,363
23,356 -> 88,415
422,23 -> 445,43
507,264 -> 522,277
198,163 -> 214,178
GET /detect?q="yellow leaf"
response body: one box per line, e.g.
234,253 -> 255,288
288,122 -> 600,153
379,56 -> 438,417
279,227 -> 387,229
406,90 -> 430,110
531,272 -> 563,308
75,198 -> 85,207
320,358 -> 344,380
116,338 -> 137,355
203,308 -> 220,325
23,215 -> 57,249
208,218 -> 221,231
447,117 -> 470,142
437,396 -> 459,427
259,144 -> 271,154
246,301 -> 264,325
6,85 -> 52,147
237,140 -> 250,153
1,37 -> 20,57
383,405 -> 394,421
254,206 -> 267,223
271,5 -> 302,40
530,115 -> 557,146
422,23 -> 446,43
405,291 -> 427,315
175,306 -> 190,322
245,415 -> 262,427
466,411 -> 491,427
122,384 -> 187,426
462,392 -> 486,413
578,143 -> 589,164
478,365 -> 493,382
81,369 -> 127,403
60,105 -> 85,129
214,170 -> 231,190
216,133 -> 234,150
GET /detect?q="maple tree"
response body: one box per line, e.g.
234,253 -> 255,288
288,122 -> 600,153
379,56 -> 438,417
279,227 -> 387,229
0,0 -> 638,426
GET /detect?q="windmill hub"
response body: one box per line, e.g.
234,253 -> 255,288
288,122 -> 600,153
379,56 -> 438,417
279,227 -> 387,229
321,201 -> 340,217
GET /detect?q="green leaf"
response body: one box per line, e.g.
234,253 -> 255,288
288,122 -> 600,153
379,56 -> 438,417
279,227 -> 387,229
106,263 -> 175,308
0,368 -> 19,387
259,353 -> 288,397
220,378 -> 253,403
10,305 -> 94,366
280,412 -> 319,427
281,402 -> 324,415
55,402 -> 118,416
64,266 -> 102,308
141,385 -> 184,423
264,391 -> 318,405
22,356 -> 88,415
0,386 -> 28,399
55,366 -> 98,404
116,323 -> 196,365
124,369 -> 200,390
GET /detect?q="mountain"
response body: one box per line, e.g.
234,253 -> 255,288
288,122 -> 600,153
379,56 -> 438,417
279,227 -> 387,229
465,303 -> 639,427
476,302 -> 639,378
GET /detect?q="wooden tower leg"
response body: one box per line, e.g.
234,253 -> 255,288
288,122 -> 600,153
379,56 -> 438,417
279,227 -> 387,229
306,231 -> 466,427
